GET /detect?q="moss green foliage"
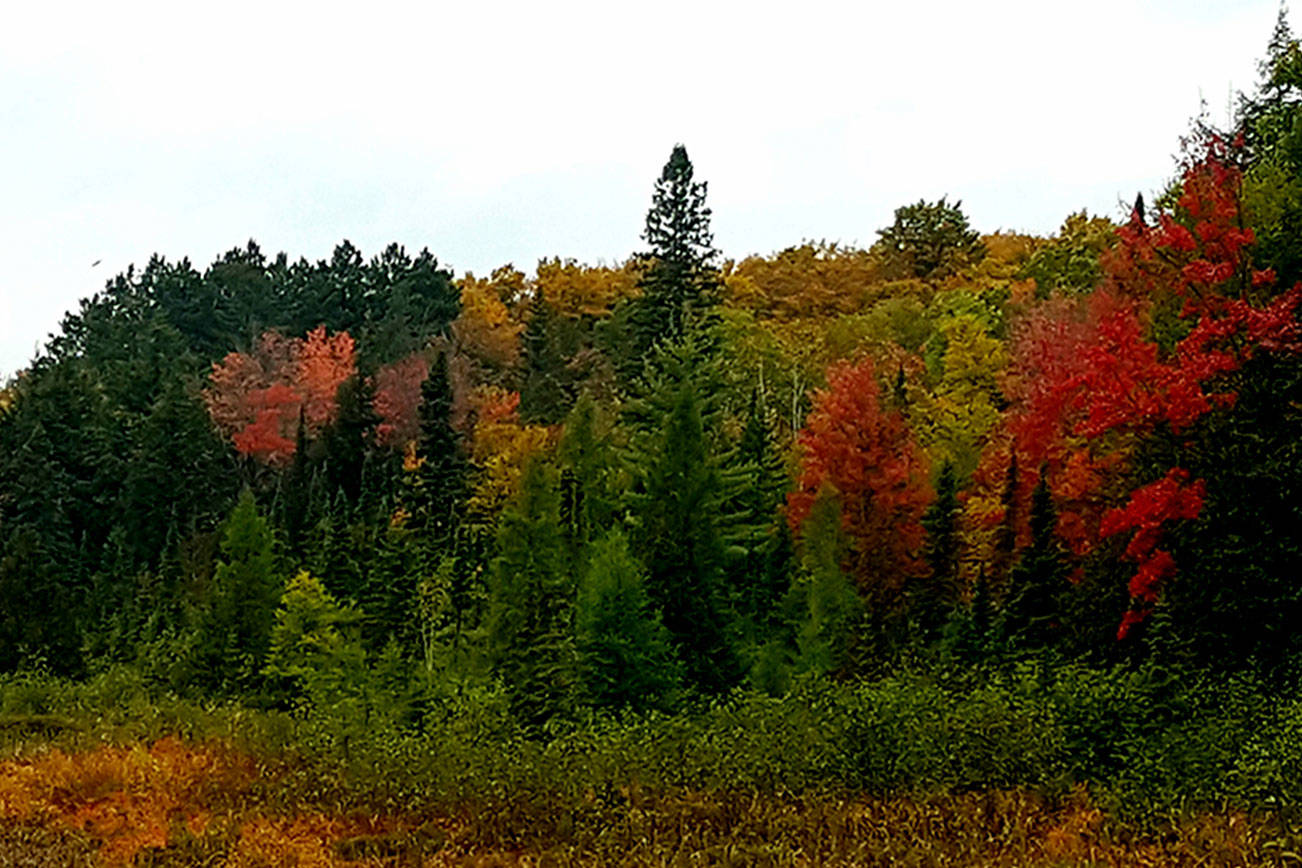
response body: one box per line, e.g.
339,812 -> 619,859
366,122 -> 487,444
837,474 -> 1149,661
487,459 -> 576,732
575,529 -> 681,711
188,490 -> 280,695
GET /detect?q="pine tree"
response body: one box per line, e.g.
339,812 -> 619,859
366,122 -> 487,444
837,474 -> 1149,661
789,493 -> 861,677
520,286 -> 568,424
626,144 -> 721,375
575,529 -> 681,710
487,458 -> 575,731
557,394 -> 618,559
281,410 -> 313,556
730,387 -> 793,633
412,352 -> 465,546
322,374 -> 380,508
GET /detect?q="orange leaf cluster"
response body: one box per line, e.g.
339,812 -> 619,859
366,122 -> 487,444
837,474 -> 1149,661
789,358 -> 932,605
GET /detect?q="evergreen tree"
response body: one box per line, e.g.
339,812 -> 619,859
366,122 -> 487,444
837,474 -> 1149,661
623,336 -> 739,693
486,458 -> 575,731
412,352 -> 466,546
788,493 -> 860,677
575,529 -> 681,711
322,374 -> 380,507
557,394 -> 618,559
520,286 -> 568,424
190,490 -> 280,695
626,144 -> 721,375
281,410 -> 313,556
1002,474 -> 1067,651
730,387 -> 793,634
914,461 -> 961,641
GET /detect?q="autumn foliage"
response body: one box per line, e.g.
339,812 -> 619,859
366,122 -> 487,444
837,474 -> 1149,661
204,327 -> 357,464
987,146 -> 1302,634
789,358 -> 932,607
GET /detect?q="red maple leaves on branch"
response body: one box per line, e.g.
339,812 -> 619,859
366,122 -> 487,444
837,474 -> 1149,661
994,143 -> 1302,635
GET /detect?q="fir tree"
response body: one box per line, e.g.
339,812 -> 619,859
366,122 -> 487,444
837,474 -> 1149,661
520,286 -> 568,424
575,529 -> 681,710
557,394 -> 618,559
281,410 -> 313,556
322,373 -> 380,508
487,458 -> 575,731
1002,473 -> 1068,651
914,461 -> 961,641
730,387 -> 793,634
789,493 -> 860,677
412,352 -> 465,546
191,490 -> 280,695
622,335 -> 739,693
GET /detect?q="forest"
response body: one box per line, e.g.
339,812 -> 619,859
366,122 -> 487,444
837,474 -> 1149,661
2,14 -> 1302,866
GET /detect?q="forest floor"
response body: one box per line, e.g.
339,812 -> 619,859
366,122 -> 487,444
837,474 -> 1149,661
0,736 -> 1285,867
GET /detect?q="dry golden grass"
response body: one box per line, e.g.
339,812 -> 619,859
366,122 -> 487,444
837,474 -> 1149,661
0,738 -> 1282,866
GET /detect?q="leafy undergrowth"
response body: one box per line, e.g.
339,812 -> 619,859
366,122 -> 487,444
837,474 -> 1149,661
0,737 -> 1283,867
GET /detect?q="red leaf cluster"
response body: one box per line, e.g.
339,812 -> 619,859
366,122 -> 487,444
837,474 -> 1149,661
373,353 -> 429,449
1098,468 -> 1206,629
205,327 -> 356,464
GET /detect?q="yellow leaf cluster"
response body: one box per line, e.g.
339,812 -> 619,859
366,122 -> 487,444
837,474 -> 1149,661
534,257 -> 640,319
454,271 -> 524,369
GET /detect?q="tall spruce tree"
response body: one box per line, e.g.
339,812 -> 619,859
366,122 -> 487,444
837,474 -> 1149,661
322,374 -> 380,508
412,352 -> 465,547
789,492 -> 861,677
626,144 -> 721,376
520,286 -> 568,424
730,387 -> 793,634
914,461 -> 961,641
190,490 -> 280,695
622,335 -> 739,693
487,458 -> 576,731
1002,474 -> 1068,651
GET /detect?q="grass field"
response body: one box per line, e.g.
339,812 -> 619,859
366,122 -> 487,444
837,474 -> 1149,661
0,736 -> 1286,867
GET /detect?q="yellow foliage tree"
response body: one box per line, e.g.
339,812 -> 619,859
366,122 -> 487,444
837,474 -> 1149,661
914,314 -> 1008,477
466,387 -> 559,527
453,268 -> 524,370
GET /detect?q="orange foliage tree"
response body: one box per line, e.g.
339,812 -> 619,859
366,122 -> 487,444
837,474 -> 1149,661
788,358 -> 933,612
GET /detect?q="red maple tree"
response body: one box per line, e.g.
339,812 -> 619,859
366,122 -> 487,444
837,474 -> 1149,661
205,327 -> 357,464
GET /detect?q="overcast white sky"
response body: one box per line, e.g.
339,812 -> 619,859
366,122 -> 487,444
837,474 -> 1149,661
0,0 -> 1285,378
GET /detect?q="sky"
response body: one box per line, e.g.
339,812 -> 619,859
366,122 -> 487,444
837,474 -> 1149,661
0,0 -> 1285,378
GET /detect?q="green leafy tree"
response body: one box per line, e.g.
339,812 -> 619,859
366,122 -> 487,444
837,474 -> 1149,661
874,196 -> 986,279
575,529 -> 681,710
